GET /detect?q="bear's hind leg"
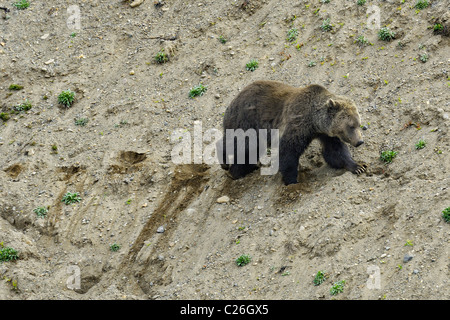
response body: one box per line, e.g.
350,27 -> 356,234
319,135 -> 366,174
228,163 -> 258,179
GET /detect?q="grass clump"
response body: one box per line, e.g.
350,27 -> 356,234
235,254 -> 251,266
34,206 -> 48,218
355,35 -> 369,46
415,139 -> 426,149
219,35 -> 227,44
74,117 -> 89,126
13,100 -> 32,112
380,150 -> 398,163
13,0 -> 29,10
378,27 -> 395,41
0,244 -> 19,262
330,280 -> 345,296
442,207 -> 450,223
313,271 -> 328,286
8,84 -> 23,90
58,89 -> 76,108
419,53 -> 428,63
0,112 -> 10,122
110,243 -> 121,252
286,28 -> 299,42
154,49 -> 169,64
320,18 -> 332,32
188,83 -> 207,98
62,192 -> 81,205
246,59 -> 259,71
414,0 -> 429,9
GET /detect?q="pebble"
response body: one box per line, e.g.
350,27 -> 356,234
157,226 -> 165,233
403,254 -> 413,263
216,196 -> 230,203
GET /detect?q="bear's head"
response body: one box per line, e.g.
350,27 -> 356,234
325,97 -> 364,147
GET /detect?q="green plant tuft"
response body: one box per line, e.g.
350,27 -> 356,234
313,271 -> 328,286
246,59 -> 259,72
13,0 -> 29,10
8,84 -> 23,90
58,89 -> 76,108
378,27 -> 395,41
110,243 -> 121,252
154,49 -> 169,64
415,139 -> 426,149
442,207 -> 450,223
380,150 -> 398,163
188,83 -> 207,98
415,0 -> 429,9
34,206 -> 48,218
286,28 -> 299,42
321,18 -> 332,32
62,192 -> 81,205
235,254 -> 251,266
330,280 -> 345,295
0,246 -> 19,262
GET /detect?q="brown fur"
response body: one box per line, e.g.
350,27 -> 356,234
219,80 -> 366,185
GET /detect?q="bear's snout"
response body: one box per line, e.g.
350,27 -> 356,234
355,140 -> 364,147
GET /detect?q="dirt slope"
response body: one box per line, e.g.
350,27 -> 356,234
0,0 -> 449,300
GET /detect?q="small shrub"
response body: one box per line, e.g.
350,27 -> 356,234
58,89 -> 76,108
188,84 -> 207,98
246,59 -> 259,71
74,117 -> 89,126
380,150 -> 398,163
321,18 -> 332,32
13,0 -> 29,10
110,243 -> 121,252
62,192 -> 81,205
330,280 -> 345,296
0,112 -> 10,122
154,49 -> 169,64
442,207 -> 450,223
308,60 -> 317,67
357,0 -> 366,5
8,84 -> 23,90
34,206 -> 48,218
378,27 -> 395,41
286,28 -> 299,42
355,35 -> 369,46
0,246 -> 19,262
321,0 -> 330,3
414,0 -> 429,9
419,53 -> 428,63
13,100 -> 32,112
219,35 -> 227,44
313,271 -> 328,286
235,254 -> 251,266
415,139 -> 426,149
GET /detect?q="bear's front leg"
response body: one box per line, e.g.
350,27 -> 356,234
319,135 -> 367,174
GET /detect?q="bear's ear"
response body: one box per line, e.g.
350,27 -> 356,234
327,99 -> 339,114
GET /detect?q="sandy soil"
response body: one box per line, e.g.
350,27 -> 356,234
0,0 -> 449,300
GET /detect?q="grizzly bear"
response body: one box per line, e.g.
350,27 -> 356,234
218,80 -> 366,185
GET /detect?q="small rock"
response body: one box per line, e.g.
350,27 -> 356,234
130,0 -> 144,8
41,34 -> 50,40
157,226 -> 165,233
403,254 -> 413,263
217,196 -> 230,203
129,70 -> 135,75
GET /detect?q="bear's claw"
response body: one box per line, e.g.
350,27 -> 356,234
354,163 -> 367,175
